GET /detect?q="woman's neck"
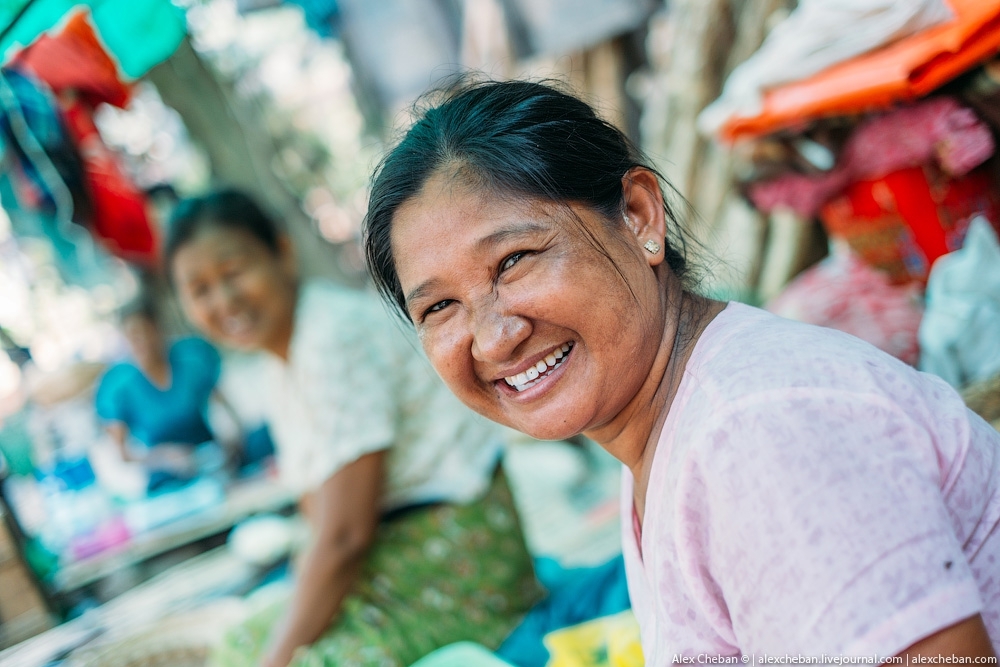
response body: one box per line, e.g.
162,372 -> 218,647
267,280 -> 301,361
595,287 -> 726,523
139,353 -> 171,388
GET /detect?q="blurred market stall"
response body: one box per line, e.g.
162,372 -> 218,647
658,0 -> 1000,420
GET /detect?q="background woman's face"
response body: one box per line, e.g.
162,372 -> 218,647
171,226 -> 297,357
391,172 -> 665,441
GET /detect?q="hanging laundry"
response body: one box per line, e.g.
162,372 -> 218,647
10,9 -> 131,109
11,11 -> 158,266
284,0 -> 341,37
0,0 -> 186,81
747,98 -> 999,284
0,67 -> 86,216
0,67 -> 115,286
711,0 -> 1000,141
748,97 -> 995,218
60,96 -> 157,265
698,0 -> 953,136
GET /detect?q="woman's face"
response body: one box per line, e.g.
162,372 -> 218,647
171,226 -> 298,358
391,171 -> 667,442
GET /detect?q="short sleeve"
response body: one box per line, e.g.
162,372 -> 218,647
679,389 -> 983,657
95,365 -> 133,424
276,300 -> 397,492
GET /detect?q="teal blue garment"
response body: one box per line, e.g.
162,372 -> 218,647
496,555 -> 631,667
0,0 -> 186,79
95,337 -> 220,448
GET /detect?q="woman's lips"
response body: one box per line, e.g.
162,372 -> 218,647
501,342 -> 574,392
221,314 -> 255,338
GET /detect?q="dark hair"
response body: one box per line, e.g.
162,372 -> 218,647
118,291 -> 159,325
164,188 -> 282,272
364,79 -> 694,321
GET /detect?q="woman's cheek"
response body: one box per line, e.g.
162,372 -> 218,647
424,326 -> 474,396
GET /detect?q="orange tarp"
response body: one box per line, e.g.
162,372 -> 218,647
720,0 -> 1000,141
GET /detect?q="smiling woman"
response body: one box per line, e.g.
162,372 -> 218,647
364,80 -> 1000,661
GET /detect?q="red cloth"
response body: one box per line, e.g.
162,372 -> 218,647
11,9 -> 155,265
61,99 -> 157,265
819,164 -> 1000,284
11,10 -> 130,109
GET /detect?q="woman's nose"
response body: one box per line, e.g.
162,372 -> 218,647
469,301 -> 531,363
209,281 -> 241,317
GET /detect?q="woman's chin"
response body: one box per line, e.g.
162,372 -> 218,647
506,417 -> 584,444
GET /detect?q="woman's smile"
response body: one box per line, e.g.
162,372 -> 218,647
497,341 -> 574,394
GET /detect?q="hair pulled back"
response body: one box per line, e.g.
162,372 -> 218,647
165,188 -> 282,274
364,79 -> 691,321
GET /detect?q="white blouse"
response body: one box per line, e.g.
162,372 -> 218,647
263,280 -> 503,509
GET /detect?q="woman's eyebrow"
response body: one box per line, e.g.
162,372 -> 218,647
405,278 -> 441,311
475,222 -> 548,252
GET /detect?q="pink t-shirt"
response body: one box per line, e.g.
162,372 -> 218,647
622,303 -> 1000,664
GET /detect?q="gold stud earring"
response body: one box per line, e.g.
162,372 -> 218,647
643,240 -> 661,254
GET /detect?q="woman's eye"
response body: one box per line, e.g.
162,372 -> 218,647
501,251 -> 528,272
424,300 -> 453,318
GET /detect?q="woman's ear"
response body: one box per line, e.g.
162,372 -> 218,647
621,168 -> 668,267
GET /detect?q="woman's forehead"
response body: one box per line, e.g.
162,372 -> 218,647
177,226 -> 266,263
393,174 -> 590,245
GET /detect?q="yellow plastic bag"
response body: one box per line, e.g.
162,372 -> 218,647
544,610 -> 644,667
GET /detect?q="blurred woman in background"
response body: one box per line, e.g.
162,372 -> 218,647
95,294 -> 223,492
165,189 -> 541,667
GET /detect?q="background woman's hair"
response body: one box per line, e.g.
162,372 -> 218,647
363,78 -> 700,321
165,188 -> 283,273
117,290 -> 159,325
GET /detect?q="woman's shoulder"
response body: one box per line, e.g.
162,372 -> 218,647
669,303 -> 980,493
687,302 -> 958,417
298,280 -> 393,328
98,361 -> 142,388
291,280 -> 409,361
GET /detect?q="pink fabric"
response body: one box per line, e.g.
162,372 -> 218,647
749,97 -> 995,218
765,250 -> 924,365
622,303 -> 1000,663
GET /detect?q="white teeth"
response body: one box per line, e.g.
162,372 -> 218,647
223,316 -> 252,335
502,342 -> 575,391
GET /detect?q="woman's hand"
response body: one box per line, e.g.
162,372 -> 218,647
106,423 -> 145,463
145,444 -> 198,476
260,449 -> 386,666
